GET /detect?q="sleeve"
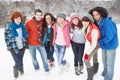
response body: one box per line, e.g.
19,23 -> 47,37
99,20 -> 117,45
25,21 -> 30,33
86,29 -> 98,55
4,26 -> 12,51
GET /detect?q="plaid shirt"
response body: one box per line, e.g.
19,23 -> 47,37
4,25 -> 28,54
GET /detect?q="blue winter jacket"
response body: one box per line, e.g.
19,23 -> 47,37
98,17 -> 118,50
4,24 -> 28,54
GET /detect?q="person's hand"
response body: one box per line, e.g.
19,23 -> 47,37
84,53 -> 89,61
10,49 -> 14,55
22,46 -> 28,51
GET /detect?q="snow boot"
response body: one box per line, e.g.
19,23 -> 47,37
19,65 -> 24,75
64,61 -> 70,72
79,65 -> 84,74
13,68 -> 18,79
58,65 -> 64,74
86,67 -> 94,80
93,63 -> 99,75
75,66 -> 80,75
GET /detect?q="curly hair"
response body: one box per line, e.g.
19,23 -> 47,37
10,10 -> 24,22
89,6 -> 108,18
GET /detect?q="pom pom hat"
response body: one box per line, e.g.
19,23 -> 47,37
70,13 -> 79,21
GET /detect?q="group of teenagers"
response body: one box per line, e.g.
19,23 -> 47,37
4,6 -> 118,80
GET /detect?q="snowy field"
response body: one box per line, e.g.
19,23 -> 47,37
0,24 -> 120,80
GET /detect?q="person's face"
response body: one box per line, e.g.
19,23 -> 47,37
14,17 -> 21,25
34,12 -> 42,21
72,18 -> 79,25
82,21 -> 90,28
45,15 -> 52,25
92,11 -> 101,22
57,17 -> 64,24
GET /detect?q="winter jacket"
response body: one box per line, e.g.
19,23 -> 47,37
25,17 -> 43,46
85,23 -> 100,54
42,27 -> 54,48
86,23 -> 100,44
4,24 -> 28,54
98,17 -> 118,50
52,21 -> 71,48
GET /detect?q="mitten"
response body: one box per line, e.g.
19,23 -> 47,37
84,53 -> 89,60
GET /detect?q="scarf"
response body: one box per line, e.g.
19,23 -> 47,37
9,22 -> 28,37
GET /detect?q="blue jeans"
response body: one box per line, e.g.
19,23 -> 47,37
29,45 -> 49,71
54,44 -> 66,66
102,49 -> 116,80
12,49 -> 25,69
44,41 -> 54,62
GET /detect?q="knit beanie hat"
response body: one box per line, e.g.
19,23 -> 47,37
70,12 -> 79,21
56,13 -> 66,19
83,13 -> 94,22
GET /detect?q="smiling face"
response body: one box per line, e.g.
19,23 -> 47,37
45,15 -> 52,25
92,11 -> 101,22
57,17 -> 65,24
14,17 -> 22,25
82,21 -> 90,28
34,12 -> 42,21
72,18 -> 79,26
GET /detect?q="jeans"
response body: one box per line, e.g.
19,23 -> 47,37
54,44 -> 66,66
12,49 -> 25,69
29,45 -> 49,71
44,41 -> 54,62
102,49 -> 116,80
71,41 -> 85,66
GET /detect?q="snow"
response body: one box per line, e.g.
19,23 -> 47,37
0,25 -> 120,80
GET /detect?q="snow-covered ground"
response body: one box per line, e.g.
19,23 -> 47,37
0,25 -> 120,80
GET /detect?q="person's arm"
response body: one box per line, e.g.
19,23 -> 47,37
25,21 -> 30,33
4,26 -> 12,51
86,29 -> 98,55
99,21 -> 117,45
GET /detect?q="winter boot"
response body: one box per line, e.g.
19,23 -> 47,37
86,67 -> 94,80
93,63 -> 99,75
64,61 -> 70,72
75,66 -> 80,75
19,65 -> 24,75
79,65 -> 84,74
13,68 -> 18,79
58,65 -> 64,74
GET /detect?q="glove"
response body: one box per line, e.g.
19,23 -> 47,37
10,49 -> 14,55
84,53 -> 89,60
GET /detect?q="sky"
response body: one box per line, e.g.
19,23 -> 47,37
0,24 -> 120,80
